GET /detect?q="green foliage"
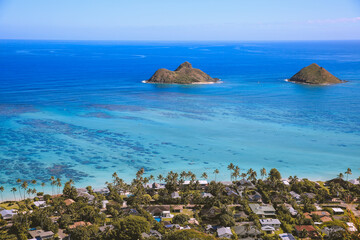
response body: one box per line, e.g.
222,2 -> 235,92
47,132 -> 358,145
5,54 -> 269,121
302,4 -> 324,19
268,168 -> 281,181
67,225 -> 99,240
63,181 -> 78,199
219,213 -> 235,227
172,214 -> 190,224
112,215 -> 150,240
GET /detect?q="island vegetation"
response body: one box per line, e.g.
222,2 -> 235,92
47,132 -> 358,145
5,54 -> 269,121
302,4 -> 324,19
145,62 -> 220,84
288,63 -> 345,85
0,166 -> 359,240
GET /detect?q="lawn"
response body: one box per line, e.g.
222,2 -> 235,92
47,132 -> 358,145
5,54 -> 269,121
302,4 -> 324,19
0,202 -> 19,210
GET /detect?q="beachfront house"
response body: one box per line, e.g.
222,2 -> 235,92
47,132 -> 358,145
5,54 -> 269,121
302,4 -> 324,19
33,200 -> 47,208
0,209 -> 17,220
249,203 -> 276,217
217,227 -> 233,238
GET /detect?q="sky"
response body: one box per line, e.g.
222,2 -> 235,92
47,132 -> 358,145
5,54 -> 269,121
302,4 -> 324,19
0,0 -> 359,41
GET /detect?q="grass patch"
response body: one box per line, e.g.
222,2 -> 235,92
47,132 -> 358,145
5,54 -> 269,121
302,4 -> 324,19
0,202 -> 19,210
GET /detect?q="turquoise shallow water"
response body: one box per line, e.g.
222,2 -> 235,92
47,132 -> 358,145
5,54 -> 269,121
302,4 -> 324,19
0,40 -> 360,200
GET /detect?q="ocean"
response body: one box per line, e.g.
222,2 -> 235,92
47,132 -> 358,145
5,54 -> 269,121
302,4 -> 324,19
0,40 -> 359,199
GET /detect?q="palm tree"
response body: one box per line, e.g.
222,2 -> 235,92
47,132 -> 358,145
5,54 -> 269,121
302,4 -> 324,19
0,186 -> 4,202
21,181 -> 28,200
11,187 -> 17,201
247,168 -> 257,181
201,172 -> 208,180
56,178 -> 62,194
16,178 -> 22,199
180,171 -> 187,180
233,166 -> 240,181
345,168 -> 352,181
112,172 -> 118,179
338,173 -> 344,180
213,169 -> 219,182
31,188 -> 37,197
50,176 -> 55,194
260,168 -> 267,180
149,175 -> 154,184
26,188 -> 32,198
69,179 -> 74,186
227,163 -> 234,181
157,174 -> 164,183
240,173 -> 247,180
41,182 -> 45,193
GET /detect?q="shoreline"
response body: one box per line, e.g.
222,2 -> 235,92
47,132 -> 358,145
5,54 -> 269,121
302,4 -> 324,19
142,80 -> 222,85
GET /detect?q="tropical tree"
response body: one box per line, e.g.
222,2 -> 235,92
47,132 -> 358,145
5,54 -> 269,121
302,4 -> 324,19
247,168 -> 257,182
16,178 -> 22,199
227,163 -> 234,181
50,176 -> 55,194
268,168 -> 281,182
233,166 -> 240,181
0,186 -> 4,202
345,168 -> 352,181
56,178 -> 62,194
11,187 -> 17,201
157,174 -> 164,183
338,173 -> 344,180
21,181 -> 28,200
201,172 -> 208,180
41,182 -> 46,194
260,168 -> 267,180
213,169 -> 219,182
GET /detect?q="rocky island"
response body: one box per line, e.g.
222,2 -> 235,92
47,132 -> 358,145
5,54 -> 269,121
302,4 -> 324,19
145,62 -> 220,84
288,63 -> 344,85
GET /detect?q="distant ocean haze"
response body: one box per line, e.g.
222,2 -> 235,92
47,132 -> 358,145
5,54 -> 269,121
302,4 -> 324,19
0,40 -> 359,200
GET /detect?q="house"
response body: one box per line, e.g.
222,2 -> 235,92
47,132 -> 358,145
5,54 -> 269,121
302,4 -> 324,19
225,187 -> 239,197
188,218 -> 199,225
304,193 -> 316,199
64,199 -> 75,206
295,225 -> 320,239
145,205 -> 170,216
220,181 -> 233,186
29,230 -> 54,240
279,233 -> 296,240
282,179 -> 290,186
311,211 -> 331,217
261,225 -> 276,234
289,191 -> 301,201
237,179 -> 255,190
200,207 -> 222,219
201,192 -> 213,198
320,216 -> 332,223
172,205 -> 183,213
259,219 -> 281,229
183,180 -> 208,188
69,221 -> 92,229
77,191 -> 95,203
101,200 -> 109,209
234,211 -> 248,220
93,188 -> 110,195
217,227 -> 233,238
248,191 -> 262,202
33,201 -> 47,208
322,225 -> 345,236
249,203 -> 276,217
347,222 -> 357,232
171,192 -> 180,199
233,225 -> 261,239
349,179 -> 359,185
286,205 -> 298,216
162,211 -> 173,218
332,208 -> 344,214
0,209 -> 17,220
141,230 -> 162,239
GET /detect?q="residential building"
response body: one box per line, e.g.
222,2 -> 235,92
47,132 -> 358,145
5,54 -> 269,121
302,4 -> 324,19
259,219 -> 281,229
249,203 -> 276,217
217,227 -> 233,238
233,225 -> 261,239
279,233 -> 296,240
29,230 -> 54,240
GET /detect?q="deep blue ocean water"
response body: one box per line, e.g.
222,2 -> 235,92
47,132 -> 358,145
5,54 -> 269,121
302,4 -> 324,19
1,40 -> 360,199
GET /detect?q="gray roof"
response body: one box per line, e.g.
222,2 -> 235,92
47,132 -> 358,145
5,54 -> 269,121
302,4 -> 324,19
249,203 -> 276,216
260,218 -> 281,226
29,230 -> 54,238
233,225 -> 261,236
217,227 -> 233,237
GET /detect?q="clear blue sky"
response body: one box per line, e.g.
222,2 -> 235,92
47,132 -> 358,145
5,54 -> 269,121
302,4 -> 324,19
0,0 -> 359,40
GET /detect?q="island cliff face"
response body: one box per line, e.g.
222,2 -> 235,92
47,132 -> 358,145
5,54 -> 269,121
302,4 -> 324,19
289,63 -> 343,85
146,62 -> 219,84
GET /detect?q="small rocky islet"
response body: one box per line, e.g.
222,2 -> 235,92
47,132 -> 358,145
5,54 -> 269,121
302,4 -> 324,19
145,61 -> 220,84
288,63 -> 345,85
